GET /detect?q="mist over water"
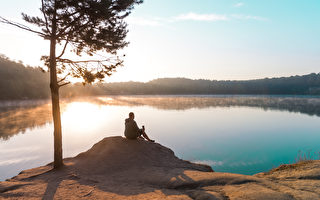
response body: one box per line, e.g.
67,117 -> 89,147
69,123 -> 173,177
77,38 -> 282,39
1,95 -> 320,181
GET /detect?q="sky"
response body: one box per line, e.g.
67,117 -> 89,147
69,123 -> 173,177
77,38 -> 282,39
0,0 -> 319,82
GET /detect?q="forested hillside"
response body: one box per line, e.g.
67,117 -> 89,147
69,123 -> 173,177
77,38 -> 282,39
0,55 -> 49,100
1,55 -> 320,100
100,75 -> 320,95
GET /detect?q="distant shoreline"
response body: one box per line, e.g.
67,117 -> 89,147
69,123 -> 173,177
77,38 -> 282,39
1,93 -> 320,102
2,56 -> 320,100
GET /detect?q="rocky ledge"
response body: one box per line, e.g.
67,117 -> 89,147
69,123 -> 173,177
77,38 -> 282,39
1,136 -> 320,199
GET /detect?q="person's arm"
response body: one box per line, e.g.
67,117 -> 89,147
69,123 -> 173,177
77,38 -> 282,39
133,121 -> 139,131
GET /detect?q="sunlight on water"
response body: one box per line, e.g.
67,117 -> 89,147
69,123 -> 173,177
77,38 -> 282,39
62,102 -> 109,133
1,95 -> 320,181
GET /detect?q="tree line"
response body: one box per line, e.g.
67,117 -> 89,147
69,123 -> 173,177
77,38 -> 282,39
1,55 -> 320,100
0,55 -> 50,100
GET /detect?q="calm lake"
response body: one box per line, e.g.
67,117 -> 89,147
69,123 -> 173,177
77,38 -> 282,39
1,95 -> 320,181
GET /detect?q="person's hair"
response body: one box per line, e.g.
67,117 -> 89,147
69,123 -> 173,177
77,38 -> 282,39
129,112 -> 134,118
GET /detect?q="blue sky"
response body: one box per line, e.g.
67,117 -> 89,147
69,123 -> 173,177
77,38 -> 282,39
0,0 -> 319,82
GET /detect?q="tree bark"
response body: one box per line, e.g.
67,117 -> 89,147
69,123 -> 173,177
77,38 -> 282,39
49,2 -> 63,169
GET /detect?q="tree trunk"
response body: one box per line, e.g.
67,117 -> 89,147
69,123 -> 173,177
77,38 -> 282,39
49,3 -> 63,169
50,78 -> 63,169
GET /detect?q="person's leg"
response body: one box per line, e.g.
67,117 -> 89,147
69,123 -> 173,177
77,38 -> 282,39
136,130 -> 144,140
141,127 -> 154,142
142,132 -> 154,142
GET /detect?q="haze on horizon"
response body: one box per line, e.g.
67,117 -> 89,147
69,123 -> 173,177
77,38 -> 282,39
0,0 -> 319,83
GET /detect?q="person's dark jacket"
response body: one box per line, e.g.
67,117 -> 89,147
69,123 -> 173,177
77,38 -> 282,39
124,118 -> 139,139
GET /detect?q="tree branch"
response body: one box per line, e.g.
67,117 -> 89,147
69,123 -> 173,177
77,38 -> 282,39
0,16 -> 48,37
41,0 -> 51,34
58,81 -> 71,88
57,58 -> 112,64
56,10 -> 80,21
57,73 -> 70,83
56,16 -> 93,38
56,15 -> 84,37
57,38 -> 69,59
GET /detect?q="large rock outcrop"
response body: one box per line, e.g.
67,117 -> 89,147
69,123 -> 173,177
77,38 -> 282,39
1,136 -> 320,199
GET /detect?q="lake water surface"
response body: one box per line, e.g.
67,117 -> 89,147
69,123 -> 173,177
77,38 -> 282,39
1,95 -> 320,181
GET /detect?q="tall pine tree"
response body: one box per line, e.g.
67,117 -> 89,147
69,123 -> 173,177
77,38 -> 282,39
0,0 -> 143,168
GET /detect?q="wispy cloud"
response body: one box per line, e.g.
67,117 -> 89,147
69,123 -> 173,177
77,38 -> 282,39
126,16 -> 163,27
126,12 -> 268,27
175,13 -> 268,22
234,2 -> 244,7
175,12 -> 228,22
231,14 -> 269,21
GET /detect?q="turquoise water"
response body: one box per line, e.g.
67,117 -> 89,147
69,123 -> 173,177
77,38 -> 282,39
1,95 -> 320,180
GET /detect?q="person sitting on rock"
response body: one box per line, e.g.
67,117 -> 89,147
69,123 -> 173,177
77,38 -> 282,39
124,112 -> 154,142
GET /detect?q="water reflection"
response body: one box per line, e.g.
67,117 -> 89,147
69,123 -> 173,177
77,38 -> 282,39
1,95 -> 320,180
95,96 -> 320,116
0,103 -> 52,140
1,95 -> 320,140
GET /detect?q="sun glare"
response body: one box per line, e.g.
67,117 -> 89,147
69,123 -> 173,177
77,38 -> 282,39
61,102 -> 107,133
